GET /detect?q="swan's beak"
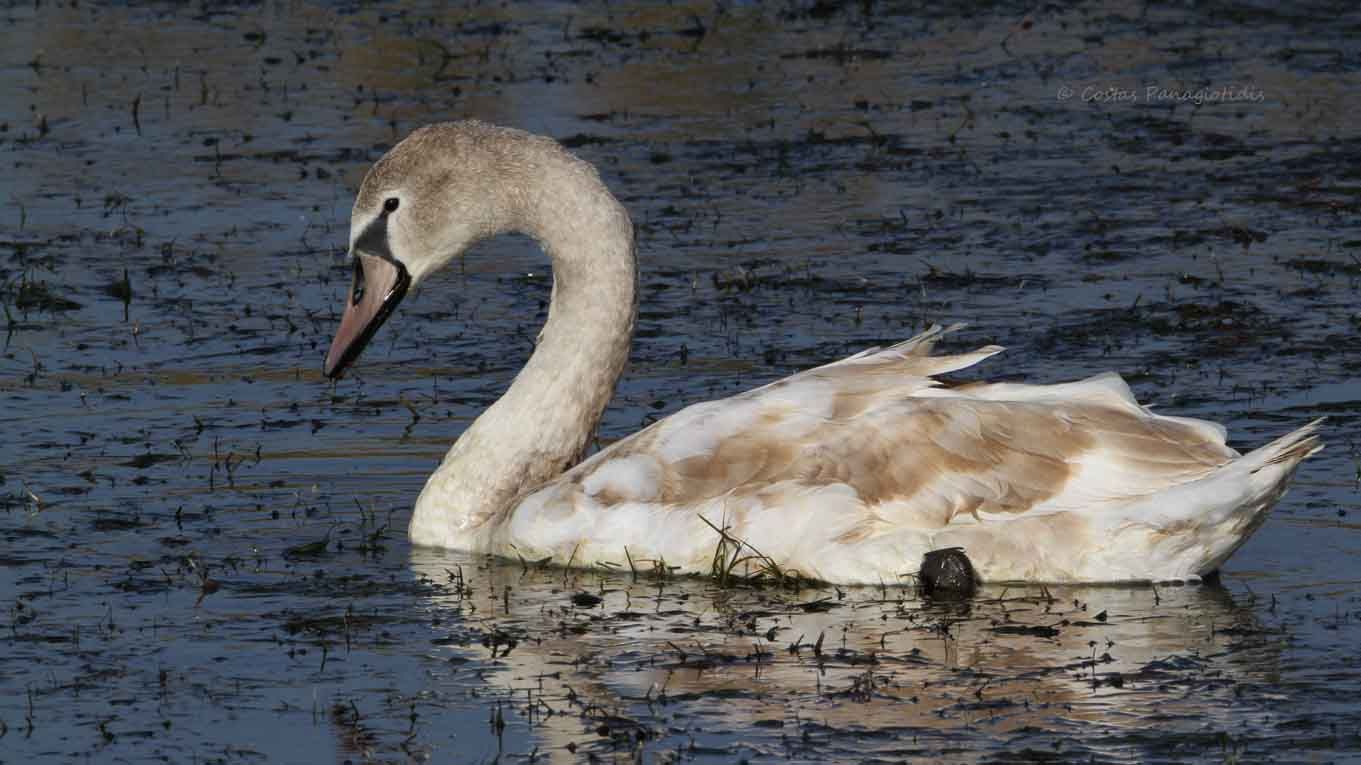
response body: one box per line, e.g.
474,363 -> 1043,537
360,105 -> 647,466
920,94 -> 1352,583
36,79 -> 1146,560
323,253 -> 411,379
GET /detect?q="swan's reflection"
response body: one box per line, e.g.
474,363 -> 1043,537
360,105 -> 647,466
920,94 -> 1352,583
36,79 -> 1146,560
409,548 -> 1281,761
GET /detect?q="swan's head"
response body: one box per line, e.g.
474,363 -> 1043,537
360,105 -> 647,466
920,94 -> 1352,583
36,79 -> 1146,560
324,121 -> 549,379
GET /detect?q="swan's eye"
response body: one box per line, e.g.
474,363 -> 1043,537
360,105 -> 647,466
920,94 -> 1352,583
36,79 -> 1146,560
383,197 -> 400,214
350,258 -> 366,305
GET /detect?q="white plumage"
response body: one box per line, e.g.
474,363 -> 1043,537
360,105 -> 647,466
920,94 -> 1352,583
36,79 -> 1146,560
499,326 -> 1321,582
325,121 -> 1322,584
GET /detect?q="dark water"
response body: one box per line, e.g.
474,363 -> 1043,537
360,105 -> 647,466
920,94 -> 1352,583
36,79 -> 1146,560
3,1 -> 1360,762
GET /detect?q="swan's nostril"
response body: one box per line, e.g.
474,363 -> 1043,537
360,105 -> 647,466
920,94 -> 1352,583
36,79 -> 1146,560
351,258 -> 366,305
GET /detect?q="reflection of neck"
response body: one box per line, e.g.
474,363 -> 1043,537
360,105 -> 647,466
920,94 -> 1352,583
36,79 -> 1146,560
412,154 -> 636,541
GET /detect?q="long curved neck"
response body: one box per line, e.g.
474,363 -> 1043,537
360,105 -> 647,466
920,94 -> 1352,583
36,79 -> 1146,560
412,154 -> 636,543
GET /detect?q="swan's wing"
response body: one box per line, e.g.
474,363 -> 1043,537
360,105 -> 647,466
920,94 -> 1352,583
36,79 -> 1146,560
559,325 -> 1233,512
509,326 -> 1238,573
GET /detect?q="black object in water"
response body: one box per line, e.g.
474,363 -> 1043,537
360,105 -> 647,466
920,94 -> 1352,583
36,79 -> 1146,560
920,547 -> 978,597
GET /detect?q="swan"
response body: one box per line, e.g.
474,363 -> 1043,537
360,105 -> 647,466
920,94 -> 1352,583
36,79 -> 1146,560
322,120 -> 1323,585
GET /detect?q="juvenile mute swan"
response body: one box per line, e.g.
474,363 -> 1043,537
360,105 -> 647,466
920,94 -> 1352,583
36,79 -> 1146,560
323,121 -> 1323,584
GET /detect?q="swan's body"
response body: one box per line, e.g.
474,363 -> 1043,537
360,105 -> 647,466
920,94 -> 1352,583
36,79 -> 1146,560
324,121 -> 1322,584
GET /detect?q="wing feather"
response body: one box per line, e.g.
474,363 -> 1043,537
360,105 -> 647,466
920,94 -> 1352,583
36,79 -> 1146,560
552,327 -> 1236,535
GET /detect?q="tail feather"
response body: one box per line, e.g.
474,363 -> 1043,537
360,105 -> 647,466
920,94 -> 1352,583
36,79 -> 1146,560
1188,417 -> 1326,526
1183,417 -> 1325,577
1245,417 -> 1326,473
1101,418 -> 1325,580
